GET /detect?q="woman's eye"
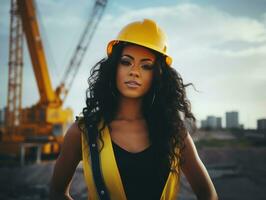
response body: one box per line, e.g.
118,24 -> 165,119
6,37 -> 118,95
119,59 -> 132,66
141,64 -> 154,70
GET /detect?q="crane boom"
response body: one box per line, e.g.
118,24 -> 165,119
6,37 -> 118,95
17,0 -> 61,106
56,0 -> 107,102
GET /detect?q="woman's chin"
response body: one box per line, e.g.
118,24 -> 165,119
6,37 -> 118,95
119,92 -> 144,99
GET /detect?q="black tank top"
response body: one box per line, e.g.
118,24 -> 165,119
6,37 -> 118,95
112,141 -> 170,200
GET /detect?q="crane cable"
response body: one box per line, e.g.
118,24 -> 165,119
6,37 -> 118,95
57,0 -> 108,103
34,0 -> 60,85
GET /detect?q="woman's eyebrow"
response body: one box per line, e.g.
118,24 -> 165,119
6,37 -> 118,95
141,58 -> 154,62
122,54 -> 154,62
122,54 -> 134,60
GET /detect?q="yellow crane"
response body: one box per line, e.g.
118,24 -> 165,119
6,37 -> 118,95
0,0 -> 107,158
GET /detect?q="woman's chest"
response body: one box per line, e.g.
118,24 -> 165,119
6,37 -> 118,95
108,120 -> 151,153
112,139 -> 170,200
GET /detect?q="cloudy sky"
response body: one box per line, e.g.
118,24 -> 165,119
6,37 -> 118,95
1,0 -> 266,128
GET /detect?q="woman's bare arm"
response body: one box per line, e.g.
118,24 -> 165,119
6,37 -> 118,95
181,133 -> 218,200
49,122 -> 82,200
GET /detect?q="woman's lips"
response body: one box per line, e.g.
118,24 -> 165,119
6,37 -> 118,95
125,81 -> 141,88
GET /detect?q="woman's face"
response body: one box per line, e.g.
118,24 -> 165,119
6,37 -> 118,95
116,44 -> 155,99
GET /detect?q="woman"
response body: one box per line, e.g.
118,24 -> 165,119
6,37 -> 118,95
50,19 -> 218,200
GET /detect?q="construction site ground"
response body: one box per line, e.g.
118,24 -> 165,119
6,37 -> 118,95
0,144 -> 265,200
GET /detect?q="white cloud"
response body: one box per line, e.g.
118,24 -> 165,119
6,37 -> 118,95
262,12 -> 266,24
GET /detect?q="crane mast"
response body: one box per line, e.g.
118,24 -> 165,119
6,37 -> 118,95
6,0 -> 23,135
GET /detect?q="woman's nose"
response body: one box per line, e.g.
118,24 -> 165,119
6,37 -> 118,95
129,65 -> 140,77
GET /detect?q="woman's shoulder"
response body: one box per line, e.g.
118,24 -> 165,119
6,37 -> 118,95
64,120 -> 82,146
57,119 -> 83,162
68,120 -> 82,136
64,113 -> 90,145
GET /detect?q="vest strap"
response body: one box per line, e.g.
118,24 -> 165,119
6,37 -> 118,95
85,117 -> 111,200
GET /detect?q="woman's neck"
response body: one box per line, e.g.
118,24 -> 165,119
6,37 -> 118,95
114,96 -> 144,121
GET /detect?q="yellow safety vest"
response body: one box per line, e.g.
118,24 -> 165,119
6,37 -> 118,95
80,119 -> 181,200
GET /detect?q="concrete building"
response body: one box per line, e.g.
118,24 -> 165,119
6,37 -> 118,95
216,117 -> 222,129
257,119 -> 266,131
226,111 -> 239,129
201,115 -> 222,129
207,116 -> 217,129
201,120 -> 207,128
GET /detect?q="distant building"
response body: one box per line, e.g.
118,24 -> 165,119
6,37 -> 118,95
0,107 -> 6,125
207,116 -> 217,129
226,111 -> 239,129
257,119 -> 266,131
216,117 -> 222,129
239,124 -> 244,130
201,120 -> 207,128
201,115 -> 222,129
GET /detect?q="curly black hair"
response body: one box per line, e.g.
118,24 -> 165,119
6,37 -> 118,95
79,42 -> 196,170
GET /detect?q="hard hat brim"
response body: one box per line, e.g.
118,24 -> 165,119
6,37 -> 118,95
107,40 -> 172,66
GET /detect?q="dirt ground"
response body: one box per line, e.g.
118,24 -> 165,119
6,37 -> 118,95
198,147 -> 266,200
0,146 -> 265,200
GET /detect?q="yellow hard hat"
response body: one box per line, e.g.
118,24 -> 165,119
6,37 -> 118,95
107,19 -> 172,66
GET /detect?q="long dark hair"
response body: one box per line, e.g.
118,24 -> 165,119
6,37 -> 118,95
79,42 -> 196,169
